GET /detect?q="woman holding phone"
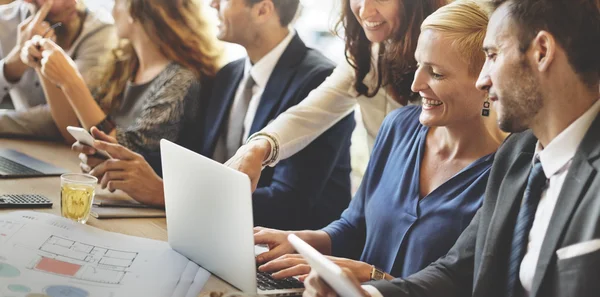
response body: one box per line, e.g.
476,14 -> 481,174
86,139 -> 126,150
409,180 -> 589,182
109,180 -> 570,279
19,0 -> 223,156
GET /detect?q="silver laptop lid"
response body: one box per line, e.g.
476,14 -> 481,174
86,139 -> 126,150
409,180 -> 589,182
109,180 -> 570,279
160,139 -> 257,294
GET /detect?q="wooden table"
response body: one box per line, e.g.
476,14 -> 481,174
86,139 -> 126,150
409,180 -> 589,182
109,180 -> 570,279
0,138 -> 237,297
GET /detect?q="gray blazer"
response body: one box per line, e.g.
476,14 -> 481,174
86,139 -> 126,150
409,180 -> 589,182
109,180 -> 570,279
369,112 -> 600,297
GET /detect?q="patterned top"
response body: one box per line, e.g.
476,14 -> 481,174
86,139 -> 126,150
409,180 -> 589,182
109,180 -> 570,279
112,63 -> 201,154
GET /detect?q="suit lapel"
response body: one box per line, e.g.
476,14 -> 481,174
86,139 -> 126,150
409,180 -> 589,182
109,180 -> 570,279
201,61 -> 245,155
474,152 -> 532,290
249,34 -> 307,135
530,113 -> 600,297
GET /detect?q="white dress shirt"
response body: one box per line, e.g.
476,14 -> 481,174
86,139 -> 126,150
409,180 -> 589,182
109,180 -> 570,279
520,98 -> 600,294
260,44 -> 404,164
213,29 -> 295,162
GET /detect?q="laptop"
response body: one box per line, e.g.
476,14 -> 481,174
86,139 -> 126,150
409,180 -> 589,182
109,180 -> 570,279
0,149 -> 68,178
160,140 -> 304,297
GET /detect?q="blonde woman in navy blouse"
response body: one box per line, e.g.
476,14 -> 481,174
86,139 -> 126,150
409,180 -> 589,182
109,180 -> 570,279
253,0 -> 507,282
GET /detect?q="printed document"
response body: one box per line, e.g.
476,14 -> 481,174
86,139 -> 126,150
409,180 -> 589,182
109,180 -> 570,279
0,211 -> 209,297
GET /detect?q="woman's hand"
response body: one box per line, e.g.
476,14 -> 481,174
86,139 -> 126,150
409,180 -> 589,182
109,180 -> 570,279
38,38 -> 81,89
259,254 -> 373,282
254,227 -> 296,264
225,139 -> 271,192
72,127 -> 116,173
20,35 -> 45,69
88,139 -> 165,207
15,0 -> 54,52
303,268 -> 371,297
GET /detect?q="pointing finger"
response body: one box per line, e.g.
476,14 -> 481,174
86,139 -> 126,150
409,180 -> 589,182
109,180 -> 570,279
32,0 -> 53,26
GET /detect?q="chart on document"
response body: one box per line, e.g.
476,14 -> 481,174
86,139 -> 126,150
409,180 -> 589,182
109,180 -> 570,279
0,212 -> 209,297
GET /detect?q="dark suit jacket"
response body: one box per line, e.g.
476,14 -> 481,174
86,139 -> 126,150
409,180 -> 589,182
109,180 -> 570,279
194,34 -> 354,230
369,112 -> 600,297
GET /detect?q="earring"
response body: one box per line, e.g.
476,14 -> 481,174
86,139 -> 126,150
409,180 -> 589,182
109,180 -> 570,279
481,98 -> 491,117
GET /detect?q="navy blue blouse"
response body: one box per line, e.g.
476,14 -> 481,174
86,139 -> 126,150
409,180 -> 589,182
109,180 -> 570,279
322,106 -> 494,278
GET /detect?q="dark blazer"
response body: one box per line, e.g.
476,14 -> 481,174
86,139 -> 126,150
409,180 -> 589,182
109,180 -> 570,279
369,112 -> 600,297
198,34 -> 354,230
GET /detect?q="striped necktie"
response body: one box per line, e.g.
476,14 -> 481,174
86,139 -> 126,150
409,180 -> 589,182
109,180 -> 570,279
505,158 -> 547,297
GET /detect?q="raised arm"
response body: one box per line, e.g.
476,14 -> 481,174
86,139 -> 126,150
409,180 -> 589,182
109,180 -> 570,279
227,61 -> 360,191
41,25 -> 117,142
0,1 -> 53,89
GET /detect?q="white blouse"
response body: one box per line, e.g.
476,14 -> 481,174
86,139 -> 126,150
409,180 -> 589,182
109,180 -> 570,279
261,48 -> 403,163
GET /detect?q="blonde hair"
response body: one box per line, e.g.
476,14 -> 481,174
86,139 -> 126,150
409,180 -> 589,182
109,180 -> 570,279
421,0 -> 490,76
93,0 -> 224,112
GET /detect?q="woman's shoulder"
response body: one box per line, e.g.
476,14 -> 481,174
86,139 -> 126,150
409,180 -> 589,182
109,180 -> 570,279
382,105 -> 422,130
372,106 -> 423,150
145,63 -> 201,101
156,63 -> 200,86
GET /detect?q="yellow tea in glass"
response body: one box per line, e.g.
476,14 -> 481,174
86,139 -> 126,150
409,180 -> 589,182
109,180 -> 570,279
60,173 -> 97,224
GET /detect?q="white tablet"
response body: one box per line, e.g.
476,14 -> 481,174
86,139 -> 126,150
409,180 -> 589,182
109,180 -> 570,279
288,234 -> 364,297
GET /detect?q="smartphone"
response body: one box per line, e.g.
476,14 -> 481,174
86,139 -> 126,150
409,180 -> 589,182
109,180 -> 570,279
67,126 -> 112,159
288,234 -> 364,297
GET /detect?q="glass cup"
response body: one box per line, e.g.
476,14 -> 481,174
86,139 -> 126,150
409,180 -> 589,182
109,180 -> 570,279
60,173 -> 97,224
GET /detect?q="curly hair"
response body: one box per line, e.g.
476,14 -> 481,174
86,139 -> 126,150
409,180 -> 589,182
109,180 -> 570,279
335,0 -> 447,104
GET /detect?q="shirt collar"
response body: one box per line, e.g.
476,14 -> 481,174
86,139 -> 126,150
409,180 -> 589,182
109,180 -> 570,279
535,99 -> 600,177
244,28 -> 295,89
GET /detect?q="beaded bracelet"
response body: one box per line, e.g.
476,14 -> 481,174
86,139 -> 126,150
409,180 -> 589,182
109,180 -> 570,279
246,132 -> 280,167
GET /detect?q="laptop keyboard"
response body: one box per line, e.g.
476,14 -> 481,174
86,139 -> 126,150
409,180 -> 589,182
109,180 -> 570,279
256,271 -> 304,291
0,156 -> 42,176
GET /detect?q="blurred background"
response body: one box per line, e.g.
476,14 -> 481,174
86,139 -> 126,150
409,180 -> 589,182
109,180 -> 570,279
84,0 -> 346,64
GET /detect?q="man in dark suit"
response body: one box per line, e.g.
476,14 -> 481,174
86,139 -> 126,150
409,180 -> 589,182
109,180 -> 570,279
78,0 -> 354,231
302,0 -> 600,296
196,0 -> 354,230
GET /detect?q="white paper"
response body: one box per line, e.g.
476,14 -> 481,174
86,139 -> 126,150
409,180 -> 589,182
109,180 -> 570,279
0,211 -> 210,297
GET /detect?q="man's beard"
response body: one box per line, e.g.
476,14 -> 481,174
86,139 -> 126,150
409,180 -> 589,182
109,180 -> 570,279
497,60 -> 544,133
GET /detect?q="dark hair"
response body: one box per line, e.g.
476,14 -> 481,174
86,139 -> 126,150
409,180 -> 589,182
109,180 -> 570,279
246,0 -> 300,27
335,0 -> 447,104
490,0 -> 600,87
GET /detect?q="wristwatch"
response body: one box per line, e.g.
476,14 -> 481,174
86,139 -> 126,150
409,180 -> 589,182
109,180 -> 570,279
370,266 -> 386,281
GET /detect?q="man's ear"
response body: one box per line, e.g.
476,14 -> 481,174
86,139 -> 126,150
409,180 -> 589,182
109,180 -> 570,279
253,0 -> 276,24
530,30 -> 556,73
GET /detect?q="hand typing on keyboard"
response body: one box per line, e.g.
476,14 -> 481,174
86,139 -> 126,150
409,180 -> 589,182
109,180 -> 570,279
258,254 -> 375,283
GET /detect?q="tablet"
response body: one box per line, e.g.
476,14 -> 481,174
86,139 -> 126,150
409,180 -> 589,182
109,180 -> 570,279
288,234 -> 364,297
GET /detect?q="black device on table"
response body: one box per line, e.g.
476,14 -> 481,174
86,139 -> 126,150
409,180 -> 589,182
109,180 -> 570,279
0,194 -> 53,208
0,149 -> 68,178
